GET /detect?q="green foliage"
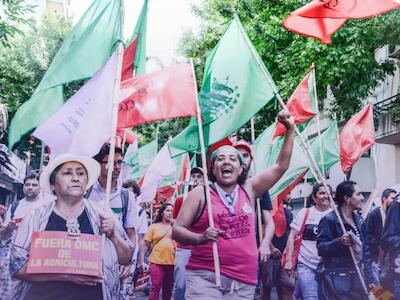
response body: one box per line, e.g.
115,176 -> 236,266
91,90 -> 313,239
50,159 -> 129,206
179,0 -> 400,122
135,117 -> 190,149
0,14 -> 71,117
0,0 -> 36,47
0,13 -> 71,169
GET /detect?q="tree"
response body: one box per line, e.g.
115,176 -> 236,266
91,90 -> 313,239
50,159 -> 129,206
0,0 -> 35,47
0,13 -> 71,169
179,0 -> 400,126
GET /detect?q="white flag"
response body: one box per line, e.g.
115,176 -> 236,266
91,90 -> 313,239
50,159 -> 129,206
137,142 -> 177,203
33,51 -> 118,157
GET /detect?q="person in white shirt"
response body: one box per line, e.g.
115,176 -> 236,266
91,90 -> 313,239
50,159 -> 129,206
122,180 -> 149,273
88,144 -> 140,298
284,183 -> 332,300
2,173 -> 46,238
0,173 -> 46,300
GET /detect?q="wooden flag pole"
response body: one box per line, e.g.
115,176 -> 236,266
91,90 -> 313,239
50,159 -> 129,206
235,13 -> 370,297
311,64 -> 325,178
250,118 -> 264,246
99,42 -> 124,274
190,59 -> 221,287
103,43 -> 124,211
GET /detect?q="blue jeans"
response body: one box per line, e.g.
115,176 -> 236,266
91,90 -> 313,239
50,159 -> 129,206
173,247 -> 191,300
296,263 -> 318,300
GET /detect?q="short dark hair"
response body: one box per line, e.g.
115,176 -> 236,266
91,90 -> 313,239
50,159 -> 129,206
154,203 -> 173,223
190,168 -> 203,176
306,183 -> 332,208
93,143 -> 123,163
334,180 -> 357,207
122,180 -> 141,196
24,173 -> 39,184
382,188 -> 397,200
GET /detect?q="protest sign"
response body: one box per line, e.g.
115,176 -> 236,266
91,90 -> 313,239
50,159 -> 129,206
27,231 -> 102,277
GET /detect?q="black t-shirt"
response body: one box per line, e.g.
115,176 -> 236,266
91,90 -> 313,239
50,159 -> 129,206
272,207 -> 293,253
260,191 -> 273,211
25,209 -> 103,300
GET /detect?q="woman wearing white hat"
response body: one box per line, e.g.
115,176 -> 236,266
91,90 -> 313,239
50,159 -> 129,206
10,154 -> 133,300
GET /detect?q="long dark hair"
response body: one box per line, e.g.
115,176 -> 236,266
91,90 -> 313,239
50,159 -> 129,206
154,203 -> 173,223
306,183 -> 332,207
334,180 -> 357,207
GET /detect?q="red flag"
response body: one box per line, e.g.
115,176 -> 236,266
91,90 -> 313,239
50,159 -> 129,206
273,70 -> 316,138
117,63 -> 198,129
273,169 -> 308,237
284,0 -> 400,44
121,38 -> 138,81
115,129 -> 139,147
177,154 -> 190,192
340,103 -> 375,173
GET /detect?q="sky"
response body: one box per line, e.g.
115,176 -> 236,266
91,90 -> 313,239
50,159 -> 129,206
68,0 -> 202,72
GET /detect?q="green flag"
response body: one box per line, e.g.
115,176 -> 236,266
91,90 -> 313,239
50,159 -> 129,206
168,15 -> 277,157
255,123 -> 309,200
124,139 -> 157,181
131,0 -> 147,76
9,0 -> 123,148
306,120 -> 340,178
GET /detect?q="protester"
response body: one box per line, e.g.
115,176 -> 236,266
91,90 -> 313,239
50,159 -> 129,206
316,180 -> 365,300
2,173 -> 45,232
284,183 -> 332,300
0,173 -> 46,300
363,188 -> 397,288
89,144 -> 140,298
233,140 -> 275,262
172,111 -> 294,299
145,203 -> 175,300
381,191 -> 400,299
173,167 -> 204,300
9,154 -> 133,300
262,194 -> 294,300
122,179 -> 149,294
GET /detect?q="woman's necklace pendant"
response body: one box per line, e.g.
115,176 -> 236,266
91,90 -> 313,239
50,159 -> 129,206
66,217 -> 81,240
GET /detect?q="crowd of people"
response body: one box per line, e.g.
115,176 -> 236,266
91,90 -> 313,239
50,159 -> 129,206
0,111 -> 399,300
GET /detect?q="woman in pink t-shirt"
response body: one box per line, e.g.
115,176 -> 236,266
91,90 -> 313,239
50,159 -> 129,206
172,111 -> 295,300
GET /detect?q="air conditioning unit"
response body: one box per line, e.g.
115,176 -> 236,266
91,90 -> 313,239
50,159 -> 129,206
389,45 -> 400,59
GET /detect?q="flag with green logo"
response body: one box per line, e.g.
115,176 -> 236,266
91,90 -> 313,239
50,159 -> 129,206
9,0 -> 123,148
168,15 -> 277,157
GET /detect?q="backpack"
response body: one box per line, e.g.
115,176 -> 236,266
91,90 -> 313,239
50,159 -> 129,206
120,188 -> 129,228
85,186 -> 130,229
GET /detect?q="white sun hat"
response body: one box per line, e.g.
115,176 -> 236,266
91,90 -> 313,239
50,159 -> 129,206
40,154 -> 100,194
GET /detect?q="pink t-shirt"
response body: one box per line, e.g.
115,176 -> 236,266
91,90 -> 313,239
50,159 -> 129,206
186,185 -> 258,284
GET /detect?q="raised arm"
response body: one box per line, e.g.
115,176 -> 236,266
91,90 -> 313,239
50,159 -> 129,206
247,111 -> 295,199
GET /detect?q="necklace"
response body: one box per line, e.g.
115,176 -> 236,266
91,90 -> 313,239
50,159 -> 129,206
54,202 -> 85,240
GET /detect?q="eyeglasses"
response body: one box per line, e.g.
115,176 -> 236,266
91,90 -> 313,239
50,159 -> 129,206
101,160 -> 123,166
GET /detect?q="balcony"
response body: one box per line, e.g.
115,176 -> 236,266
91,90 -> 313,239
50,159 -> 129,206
374,93 -> 400,145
